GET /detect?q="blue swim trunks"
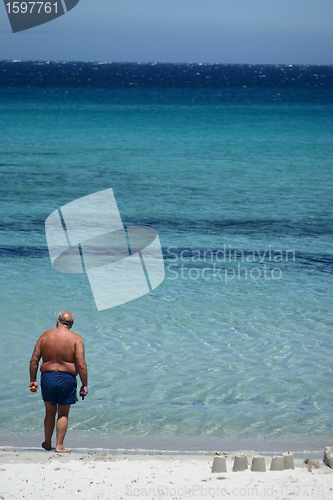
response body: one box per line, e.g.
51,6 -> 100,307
41,371 -> 77,405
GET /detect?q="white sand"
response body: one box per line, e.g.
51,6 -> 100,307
0,449 -> 332,499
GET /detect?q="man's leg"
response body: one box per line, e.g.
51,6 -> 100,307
55,404 -> 71,453
43,401 -> 57,450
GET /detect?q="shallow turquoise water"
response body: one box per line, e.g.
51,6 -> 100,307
0,64 -> 332,451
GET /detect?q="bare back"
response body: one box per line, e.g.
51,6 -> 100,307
39,327 -> 83,376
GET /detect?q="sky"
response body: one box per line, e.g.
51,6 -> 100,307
0,0 -> 332,64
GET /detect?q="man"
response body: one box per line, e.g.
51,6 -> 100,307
29,311 -> 88,453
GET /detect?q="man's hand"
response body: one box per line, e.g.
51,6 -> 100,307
30,335 -> 42,390
29,381 -> 38,393
80,385 -> 88,400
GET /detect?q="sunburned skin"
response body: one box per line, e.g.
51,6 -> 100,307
39,326 -> 83,376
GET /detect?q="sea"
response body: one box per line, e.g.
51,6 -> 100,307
0,61 -> 332,454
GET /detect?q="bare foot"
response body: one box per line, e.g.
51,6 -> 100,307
55,447 -> 71,453
42,442 -> 52,451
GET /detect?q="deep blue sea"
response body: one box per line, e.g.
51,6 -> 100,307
0,62 -> 332,452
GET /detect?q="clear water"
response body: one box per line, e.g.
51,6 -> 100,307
0,62 -> 332,451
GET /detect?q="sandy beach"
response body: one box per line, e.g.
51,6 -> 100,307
0,448 -> 332,499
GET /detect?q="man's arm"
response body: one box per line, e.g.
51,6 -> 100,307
29,336 -> 42,392
74,335 -> 88,396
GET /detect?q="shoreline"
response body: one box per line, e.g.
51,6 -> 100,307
0,443 -> 328,465
0,433 -> 329,458
0,445 -> 326,461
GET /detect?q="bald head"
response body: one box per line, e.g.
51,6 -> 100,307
57,311 -> 74,329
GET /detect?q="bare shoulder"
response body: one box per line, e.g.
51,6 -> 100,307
39,328 -> 54,341
71,331 -> 84,344
42,327 -> 57,336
